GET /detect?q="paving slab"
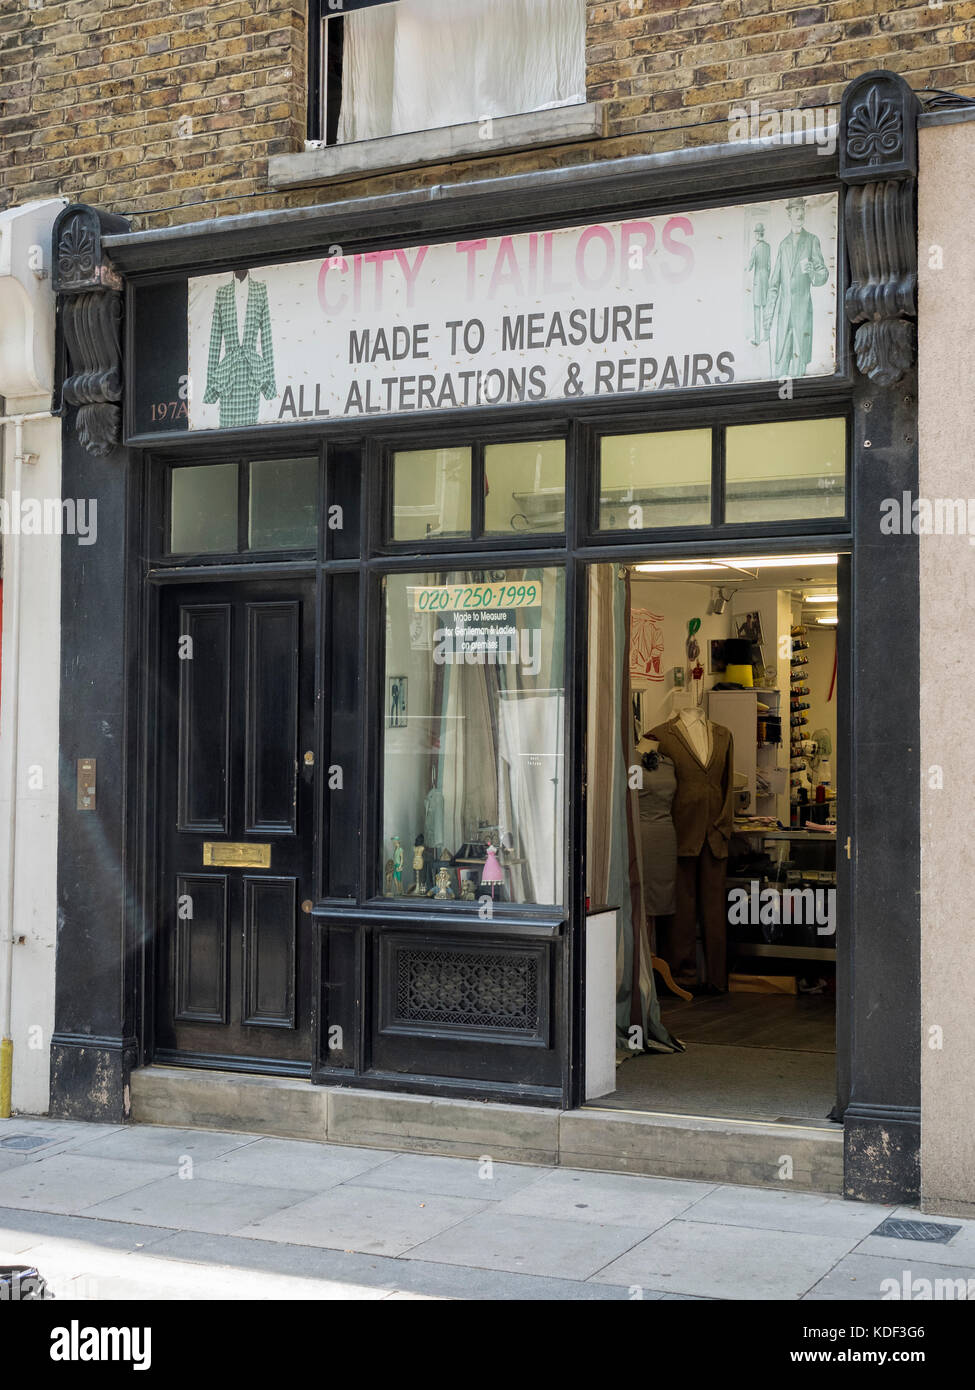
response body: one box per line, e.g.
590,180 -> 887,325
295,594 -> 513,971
236,1183 -> 490,1256
0,1206 -> 176,1257
803,1251 -> 975,1300
678,1184 -> 895,1239
192,1137 -> 402,1191
0,1153 -> 162,1216
405,1209 -> 648,1280
66,1125 -> 261,1168
591,1218 -> 855,1299
495,1168 -> 716,1228
84,1175 -> 310,1235
348,1152 -> 551,1202
148,1228 -> 636,1300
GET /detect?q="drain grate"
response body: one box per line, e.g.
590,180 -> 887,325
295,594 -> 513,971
873,1217 -> 961,1244
0,1135 -> 52,1152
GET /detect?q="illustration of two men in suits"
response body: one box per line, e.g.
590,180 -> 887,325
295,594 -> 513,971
761,197 -> 829,378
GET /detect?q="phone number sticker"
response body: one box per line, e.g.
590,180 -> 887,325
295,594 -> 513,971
411,582 -> 540,612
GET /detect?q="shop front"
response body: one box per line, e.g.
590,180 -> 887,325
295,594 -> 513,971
49,72 -> 922,1203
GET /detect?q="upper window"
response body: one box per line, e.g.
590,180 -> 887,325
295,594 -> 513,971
597,419 -> 847,532
311,0 -> 586,146
389,441 -> 566,542
168,458 -> 319,556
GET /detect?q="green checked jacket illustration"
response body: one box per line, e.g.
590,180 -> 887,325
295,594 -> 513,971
203,277 -> 276,428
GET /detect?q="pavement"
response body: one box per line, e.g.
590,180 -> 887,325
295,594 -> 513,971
1,1115 -> 974,1300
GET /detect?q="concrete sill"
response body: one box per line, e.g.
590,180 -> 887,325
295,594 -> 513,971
268,103 -> 606,191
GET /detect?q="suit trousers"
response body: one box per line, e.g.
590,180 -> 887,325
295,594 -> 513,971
667,844 -> 729,990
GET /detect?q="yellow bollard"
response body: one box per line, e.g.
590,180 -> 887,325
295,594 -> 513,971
0,1037 -> 12,1118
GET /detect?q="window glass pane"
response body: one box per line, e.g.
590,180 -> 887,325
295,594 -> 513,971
725,418 -> 846,523
392,447 -> 471,540
381,567 -> 566,906
599,430 -> 711,529
170,463 -> 238,554
484,441 -> 565,535
249,457 -> 319,550
334,0 -> 586,144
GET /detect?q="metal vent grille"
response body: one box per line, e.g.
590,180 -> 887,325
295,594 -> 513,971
396,948 -> 538,1032
873,1218 -> 961,1244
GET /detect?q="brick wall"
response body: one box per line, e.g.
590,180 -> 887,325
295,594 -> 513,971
1,0 -> 970,230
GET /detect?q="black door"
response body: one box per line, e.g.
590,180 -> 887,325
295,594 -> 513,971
154,580 -> 315,1070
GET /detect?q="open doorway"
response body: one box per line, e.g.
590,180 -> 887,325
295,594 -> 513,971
586,552 -> 842,1126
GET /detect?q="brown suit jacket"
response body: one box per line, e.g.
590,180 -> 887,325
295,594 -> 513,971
648,716 -> 735,859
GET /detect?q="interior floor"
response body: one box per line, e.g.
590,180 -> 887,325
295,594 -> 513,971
593,992 -> 837,1126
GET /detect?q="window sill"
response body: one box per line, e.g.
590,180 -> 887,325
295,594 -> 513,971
268,103 -> 606,191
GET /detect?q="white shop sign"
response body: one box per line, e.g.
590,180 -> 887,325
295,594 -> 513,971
186,191 -> 839,430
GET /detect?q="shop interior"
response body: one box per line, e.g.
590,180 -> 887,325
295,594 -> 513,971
586,553 -> 841,1126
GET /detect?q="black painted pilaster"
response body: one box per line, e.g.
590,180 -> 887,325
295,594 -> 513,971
50,204 -> 139,1122
840,72 -> 921,1203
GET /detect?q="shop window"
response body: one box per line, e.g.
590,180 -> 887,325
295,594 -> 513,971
170,463 -> 239,555
484,440 -> 565,535
311,0 -> 586,146
599,430 -> 712,530
392,447 -> 471,541
380,567 -> 566,906
249,457 -> 320,550
724,418 -> 846,524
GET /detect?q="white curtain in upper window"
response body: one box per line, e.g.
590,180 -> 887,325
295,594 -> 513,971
337,0 -> 586,144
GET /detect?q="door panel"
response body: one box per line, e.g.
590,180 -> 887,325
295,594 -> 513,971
245,602 -> 300,834
156,580 -> 314,1068
242,876 -> 297,1028
173,873 -> 228,1024
177,605 -> 231,833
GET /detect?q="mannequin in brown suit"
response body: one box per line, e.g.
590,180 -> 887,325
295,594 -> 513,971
649,710 -> 735,992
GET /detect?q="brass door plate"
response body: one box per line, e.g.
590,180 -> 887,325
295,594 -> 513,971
202,842 -> 272,868
76,758 -> 96,811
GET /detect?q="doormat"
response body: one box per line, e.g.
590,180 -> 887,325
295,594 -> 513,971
872,1217 -> 961,1243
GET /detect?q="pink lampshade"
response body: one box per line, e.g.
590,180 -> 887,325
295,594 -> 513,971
480,844 -> 504,886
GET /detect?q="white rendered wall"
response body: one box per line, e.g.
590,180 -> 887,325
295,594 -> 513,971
0,406 -> 61,1115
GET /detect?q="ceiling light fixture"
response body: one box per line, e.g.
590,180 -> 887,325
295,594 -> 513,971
634,554 -> 839,574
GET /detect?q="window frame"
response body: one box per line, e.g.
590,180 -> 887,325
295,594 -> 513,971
307,0 -> 587,148
160,448 -> 324,564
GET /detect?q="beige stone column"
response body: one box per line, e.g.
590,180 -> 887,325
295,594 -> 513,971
918,111 -> 975,1218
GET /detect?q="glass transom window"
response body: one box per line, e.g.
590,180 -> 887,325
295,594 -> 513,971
724,418 -> 846,523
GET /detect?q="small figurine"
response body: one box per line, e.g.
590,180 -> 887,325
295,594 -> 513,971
408,835 -> 426,895
383,859 -> 394,897
481,843 -> 504,900
434,866 -> 455,900
460,876 -> 477,901
392,836 -> 404,894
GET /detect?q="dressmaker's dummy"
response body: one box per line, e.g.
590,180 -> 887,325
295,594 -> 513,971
649,705 -> 735,993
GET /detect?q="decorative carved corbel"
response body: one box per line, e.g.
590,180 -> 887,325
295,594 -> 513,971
839,71 -> 920,387
52,203 -> 130,456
